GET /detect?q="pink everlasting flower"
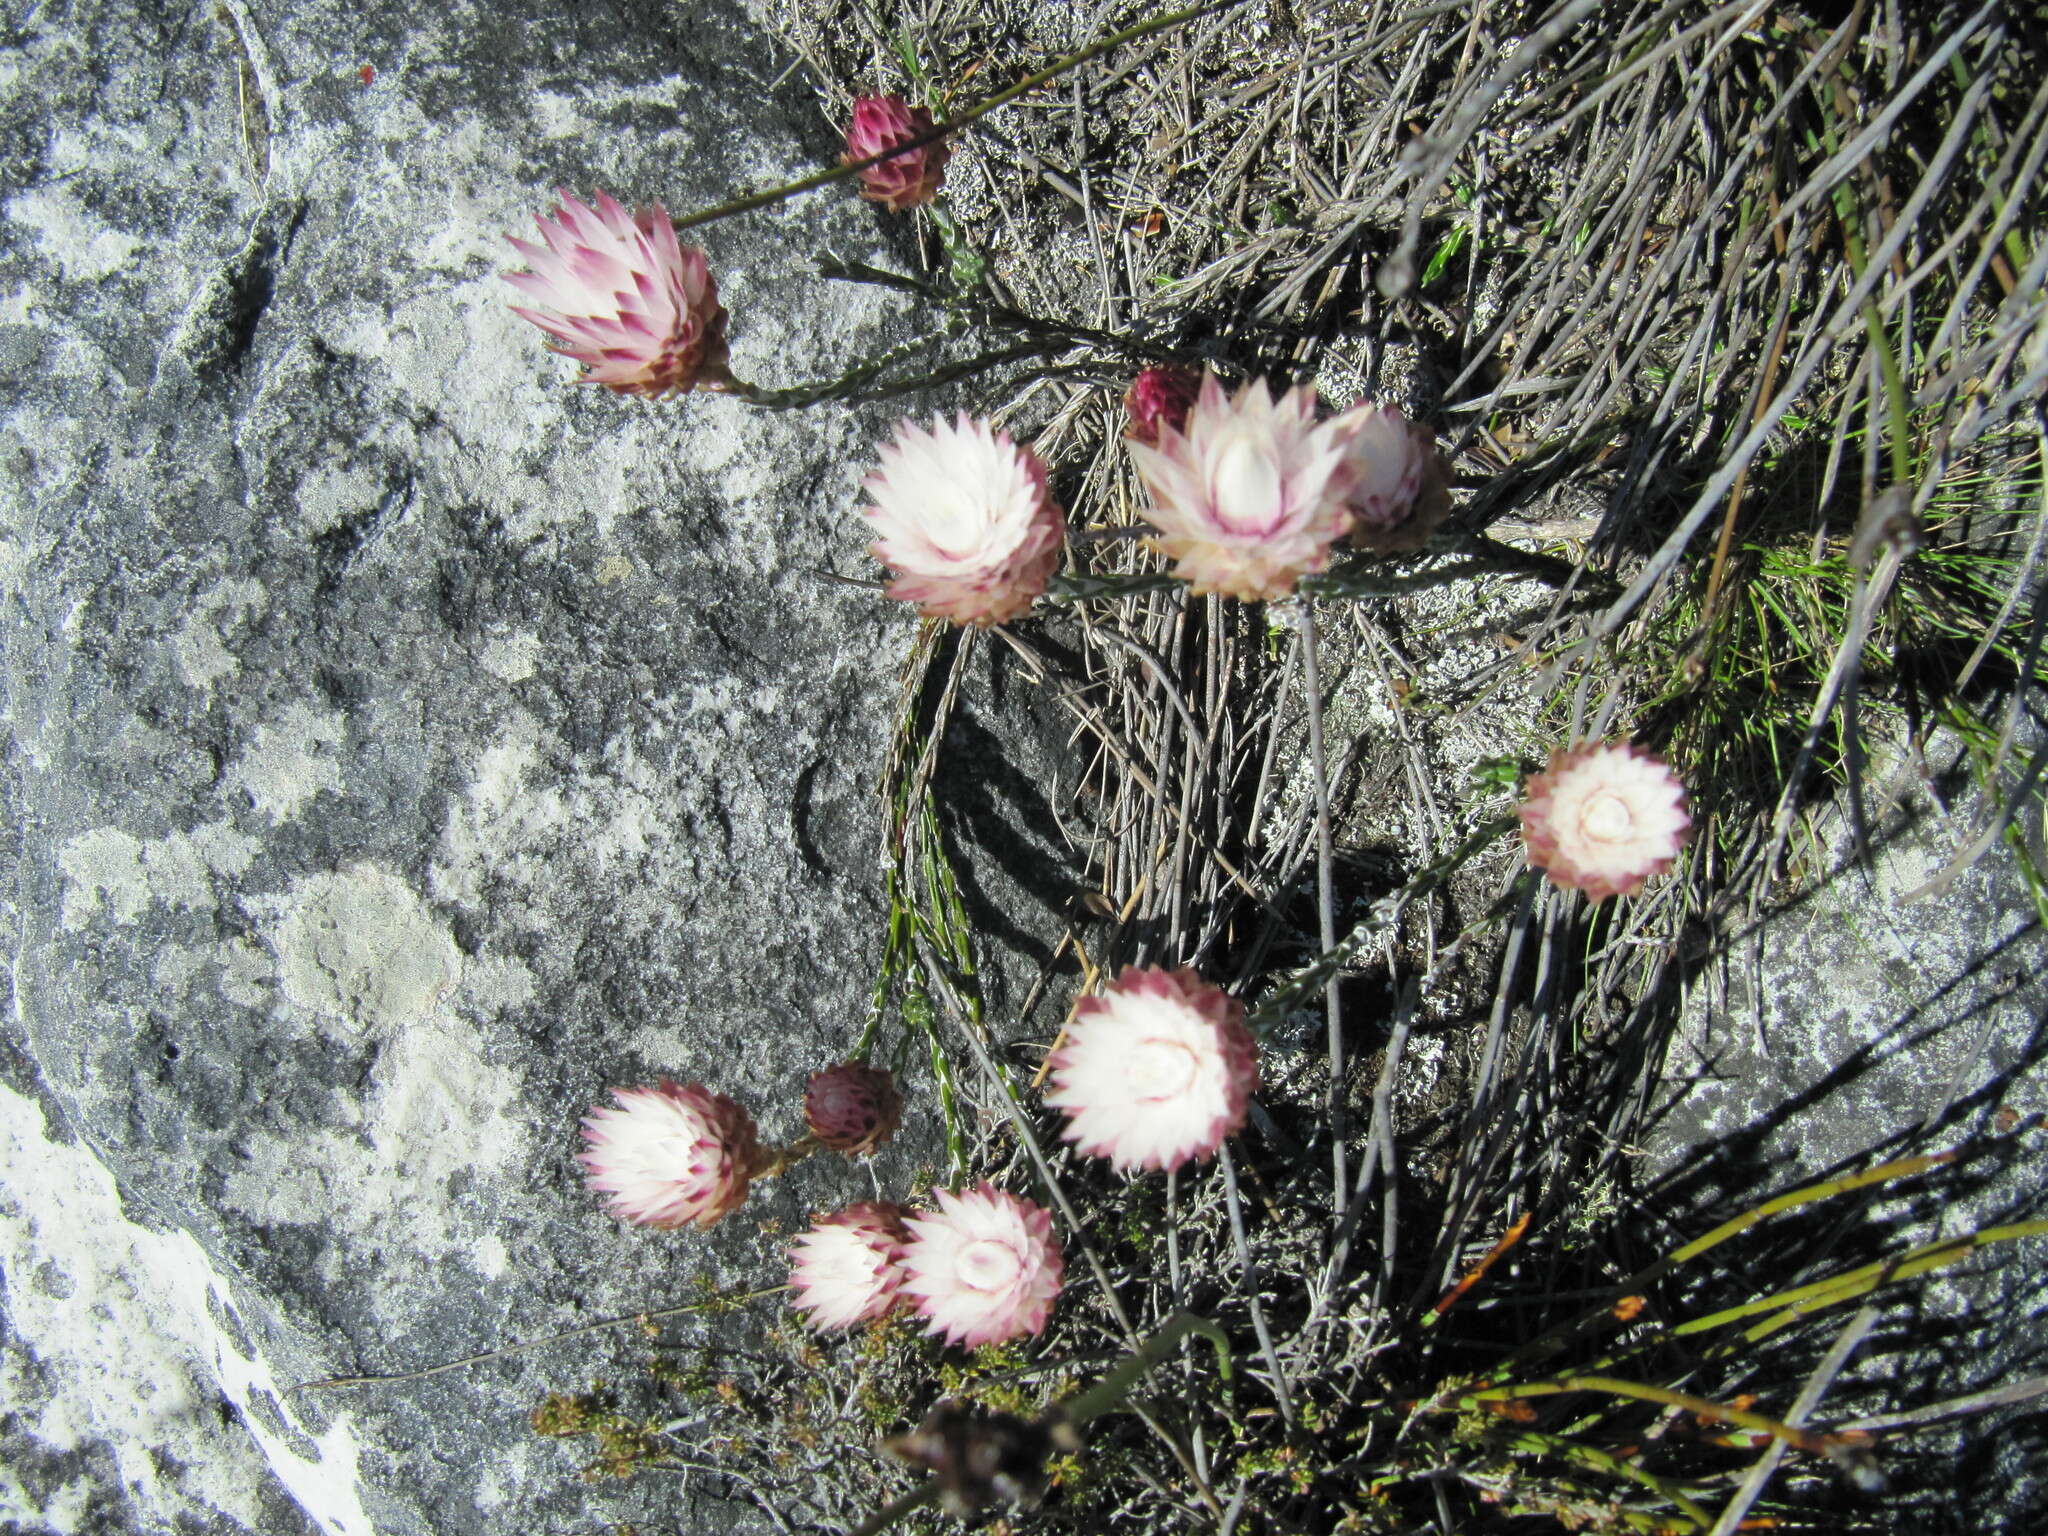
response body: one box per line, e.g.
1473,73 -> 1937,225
901,1184 -> 1064,1348
576,1081 -> 764,1230
1520,741 -> 1691,901
1128,372 -> 1370,600
1045,966 -> 1258,1172
862,414 -> 1066,626
805,1061 -> 904,1157
504,189 -> 732,397
844,95 -> 950,211
1123,366 -> 1201,447
789,1201 -> 912,1331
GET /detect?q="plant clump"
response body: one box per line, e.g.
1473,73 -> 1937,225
471,3 -> 2048,1532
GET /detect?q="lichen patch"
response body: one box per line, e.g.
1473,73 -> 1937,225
57,820 -> 258,930
172,577 -> 267,690
224,702 -> 346,824
216,1006 -> 528,1303
3,183 -> 142,282
479,630 -> 541,683
262,866 -> 462,1033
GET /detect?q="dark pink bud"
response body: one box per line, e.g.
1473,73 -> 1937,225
844,95 -> 949,212
1122,366 -> 1201,447
804,1061 -> 904,1156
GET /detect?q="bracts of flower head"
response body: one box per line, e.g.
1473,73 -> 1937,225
1519,741 -> 1692,901
788,1201 -> 913,1331
1127,372 -> 1374,600
900,1183 -> 1065,1348
844,94 -> 950,211
1341,404 -> 1452,554
577,1081 -> 766,1229
861,414 -> 1066,626
804,1061 -> 904,1157
1045,966 -> 1258,1172
504,190 -> 733,397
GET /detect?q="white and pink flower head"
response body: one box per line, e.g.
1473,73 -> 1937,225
861,413 -> 1066,627
1342,405 -> 1450,554
1045,965 -> 1259,1172
901,1183 -> 1064,1348
505,190 -> 731,397
804,1061 -> 904,1157
577,1080 -> 764,1230
844,94 -> 950,211
1519,741 -> 1691,901
1128,372 -> 1369,600
788,1200 -> 912,1331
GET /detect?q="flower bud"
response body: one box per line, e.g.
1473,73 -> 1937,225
1122,366 -> 1201,446
844,94 -> 949,211
1343,405 -> 1451,553
804,1061 -> 904,1156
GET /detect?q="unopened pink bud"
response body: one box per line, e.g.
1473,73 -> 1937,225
844,95 -> 949,211
1123,366 -> 1202,447
804,1062 -> 904,1157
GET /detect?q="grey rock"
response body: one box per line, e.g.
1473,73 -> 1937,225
1649,731 -> 2048,1530
1,3 -> 1052,1533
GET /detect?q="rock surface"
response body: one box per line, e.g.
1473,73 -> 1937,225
0,3 -> 1025,1532
1648,731 -> 2048,1529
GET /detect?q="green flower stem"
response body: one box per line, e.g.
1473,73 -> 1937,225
1061,1309 -> 1234,1429
669,0 -> 1246,235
